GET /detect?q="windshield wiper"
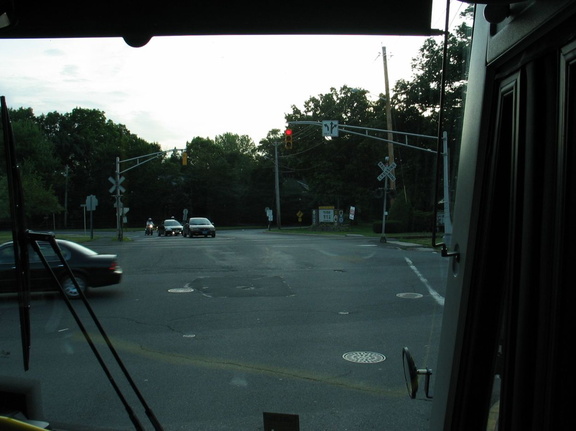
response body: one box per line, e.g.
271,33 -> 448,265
2,95 -> 31,371
29,231 -> 164,431
2,96 -> 164,431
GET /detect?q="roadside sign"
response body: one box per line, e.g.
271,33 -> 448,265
85,195 -> 98,211
322,120 -> 339,137
108,175 -> 126,194
319,209 -> 334,223
377,161 -> 397,182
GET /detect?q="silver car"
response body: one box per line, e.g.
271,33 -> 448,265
183,217 -> 216,238
157,219 -> 183,236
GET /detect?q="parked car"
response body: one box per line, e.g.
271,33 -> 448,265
183,217 -> 216,238
157,219 -> 183,236
0,239 -> 122,298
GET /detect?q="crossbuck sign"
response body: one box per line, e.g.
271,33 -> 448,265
377,161 -> 396,182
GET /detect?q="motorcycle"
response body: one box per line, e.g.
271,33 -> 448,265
145,222 -> 155,235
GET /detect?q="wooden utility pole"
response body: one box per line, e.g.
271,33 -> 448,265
382,46 -> 395,190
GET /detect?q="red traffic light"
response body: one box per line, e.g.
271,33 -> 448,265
284,128 -> 293,149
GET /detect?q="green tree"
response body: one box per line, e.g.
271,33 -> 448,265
181,134 -> 259,225
283,86 -> 387,223
36,108 -> 164,227
103,120 -> 163,225
391,8 -> 473,213
0,108 -> 62,224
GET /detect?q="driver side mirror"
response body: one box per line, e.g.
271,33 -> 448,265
402,347 -> 433,399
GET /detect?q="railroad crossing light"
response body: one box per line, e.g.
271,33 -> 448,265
285,129 -> 293,149
182,152 -> 188,165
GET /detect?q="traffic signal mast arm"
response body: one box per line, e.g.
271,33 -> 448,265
287,121 -> 440,154
287,120 -> 452,246
117,147 -> 186,175
338,124 -> 438,154
113,148 -> 185,241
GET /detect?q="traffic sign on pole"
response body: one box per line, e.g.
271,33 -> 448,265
108,176 -> 126,193
377,161 -> 396,182
85,195 -> 98,211
322,120 -> 339,137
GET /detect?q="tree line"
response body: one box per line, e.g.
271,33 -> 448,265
1,12 -> 471,231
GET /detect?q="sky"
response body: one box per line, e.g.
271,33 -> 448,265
1,3 -> 459,151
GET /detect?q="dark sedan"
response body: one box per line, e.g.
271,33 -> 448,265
157,219 -> 183,236
0,239 -> 122,298
183,217 -> 216,238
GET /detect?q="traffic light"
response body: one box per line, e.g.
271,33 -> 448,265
284,128 -> 293,149
182,152 -> 188,165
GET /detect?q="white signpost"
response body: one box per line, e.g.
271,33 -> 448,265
377,161 -> 396,242
265,207 -> 273,230
85,195 -> 98,239
85,194 -> 98,211
349,206 -> 355,221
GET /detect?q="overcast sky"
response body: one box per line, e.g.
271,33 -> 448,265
1,3 -> 457,150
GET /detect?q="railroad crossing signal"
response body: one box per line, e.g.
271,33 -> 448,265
108,175 -> 126,194
377,161 -> 396,182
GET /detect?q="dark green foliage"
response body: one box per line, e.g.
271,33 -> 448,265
1,14 -> 471,230
388,193 -> 413,232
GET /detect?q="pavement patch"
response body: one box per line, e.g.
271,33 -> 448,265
191,275 -> 292,298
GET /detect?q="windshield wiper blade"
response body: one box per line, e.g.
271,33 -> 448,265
30,231 -> 164,431
2,95 -> 163,430
2,95 -> 31,371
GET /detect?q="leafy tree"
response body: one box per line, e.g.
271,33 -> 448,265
114,131 -> 164,226
1,16 -> 472,231
35,108 -> 117,226
391,8 -> 473,212
182,134 -> 260,225
0,108 -> 62,224
283,85 -> 388,223
387,191 -> 413,233
35,108 -> 165,227
280,10 -> 472,226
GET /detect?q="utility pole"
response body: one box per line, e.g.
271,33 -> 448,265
274,141 -> 282,229
112,148 -> 185,241
64,164 -> 69,228
288,120 -> 453,244
115,156 -> 122,241
382,46 -> 395,190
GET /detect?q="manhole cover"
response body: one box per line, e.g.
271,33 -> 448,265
168,287 -> 195,293
342,351 -> 386,364
396,292 -> 423,299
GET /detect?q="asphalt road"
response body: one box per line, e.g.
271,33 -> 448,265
1,229 -> 447,430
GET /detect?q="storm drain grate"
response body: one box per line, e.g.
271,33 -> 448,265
342,351 -> 386,364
